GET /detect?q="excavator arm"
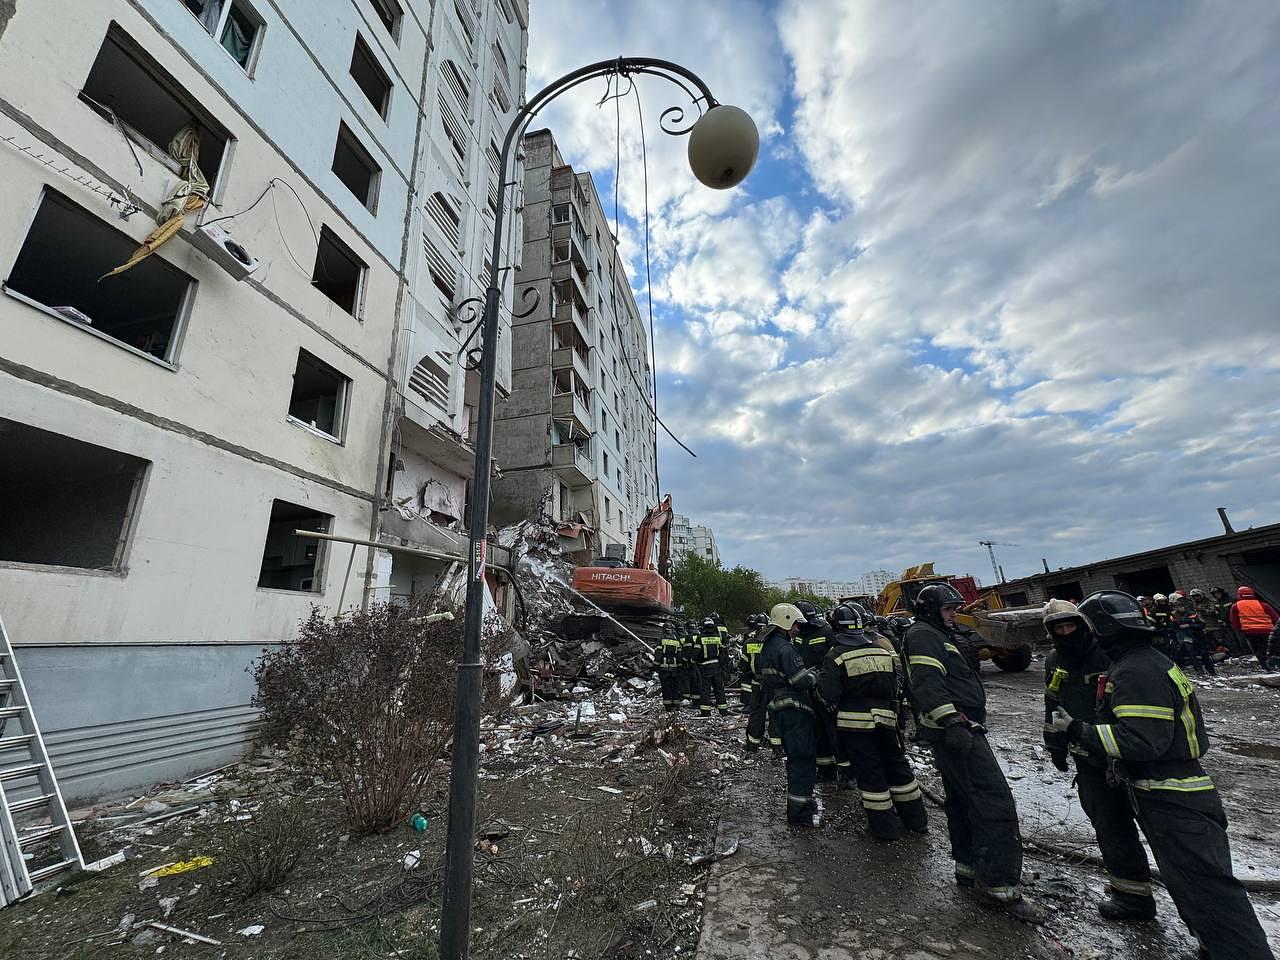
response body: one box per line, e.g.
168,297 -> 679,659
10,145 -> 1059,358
632,494 -> 673,574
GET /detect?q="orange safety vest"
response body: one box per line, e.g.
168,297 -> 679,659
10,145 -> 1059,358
1236,598 -> 1274,634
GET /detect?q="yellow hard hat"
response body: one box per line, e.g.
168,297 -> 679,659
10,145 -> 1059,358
769,603 -> 805,630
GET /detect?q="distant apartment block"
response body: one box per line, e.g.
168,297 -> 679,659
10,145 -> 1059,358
672,513 -> 720,566
490,129 -> 659,562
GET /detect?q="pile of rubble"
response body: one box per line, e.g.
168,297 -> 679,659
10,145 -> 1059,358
496,519 -> 658,700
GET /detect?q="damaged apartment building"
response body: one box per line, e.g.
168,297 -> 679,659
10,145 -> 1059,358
0,0 -> 527,801
490,129 -> 660,564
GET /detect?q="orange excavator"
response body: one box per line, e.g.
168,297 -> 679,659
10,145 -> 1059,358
564,495 -> 675,642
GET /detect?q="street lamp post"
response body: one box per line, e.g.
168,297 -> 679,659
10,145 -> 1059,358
439,57 -> 758,960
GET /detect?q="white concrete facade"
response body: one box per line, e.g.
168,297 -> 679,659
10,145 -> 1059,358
672,513 -> 720,566
0,0 -> 526,801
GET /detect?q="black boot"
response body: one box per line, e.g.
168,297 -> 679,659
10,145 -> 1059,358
867,809 -> 902,842
1098,892 -> 1157,923
786,797 -> 819,826
1000,896 -> 1047,925
896,798 -> 928,834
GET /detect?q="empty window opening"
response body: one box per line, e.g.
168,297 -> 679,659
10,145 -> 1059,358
350,34 -> 392,119
422,234 -> 456,303
367,0 -> 402,40
258,500 -> 332,591
82,26 -> 231,188
332,122 -> 380,211
312,225 -> 366,315
552,203 -> 570,224
288,349 -> 350,440
0,419 -> 148,570
5,190 -> 193,362
182,0 -> 263,69
602,450 -> 609,475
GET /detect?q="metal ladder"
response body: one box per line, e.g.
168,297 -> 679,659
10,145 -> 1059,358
0,612 -> 82,907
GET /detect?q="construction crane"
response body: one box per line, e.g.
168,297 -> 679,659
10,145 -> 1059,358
978,540 -> 1018,584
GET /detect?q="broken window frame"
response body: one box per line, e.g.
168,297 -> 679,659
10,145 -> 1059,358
286,348 -> 351,443
256,499 -> 333,594
312,224 -> 368,317
180,0 -> 266,75
350,33 -> 393,120
331,121 -> 382,213
0,419 -> 151,574
367,0 -> 403,43
3,187 -> 197,369
80,24 -> 236,197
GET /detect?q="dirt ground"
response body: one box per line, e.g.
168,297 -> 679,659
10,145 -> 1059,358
696,656 -> 1280,959
3,657 -> 1278,959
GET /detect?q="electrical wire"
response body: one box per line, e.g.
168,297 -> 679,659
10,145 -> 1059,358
632,84 -> 663,495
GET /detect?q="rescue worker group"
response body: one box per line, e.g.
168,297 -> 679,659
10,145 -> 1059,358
654,589 -> 1274,957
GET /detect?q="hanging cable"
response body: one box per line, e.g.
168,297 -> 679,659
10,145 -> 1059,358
632,83 -> 662,495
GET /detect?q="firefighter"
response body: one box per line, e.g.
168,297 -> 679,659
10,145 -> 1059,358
757,603 -> 820,825
903,583 -> 1043,923
656,618 -> 683,712
818,603 -> 926,841
1229,586 -> 1280,668
682,618 -> 703,708
794,599 -> 839,784
1052,591 -> 1273,959
1041,599 -> 1155,922
1172,592 -> 1216,677
737,614 -> 759,706
1148,594 -> 1174,654
697,617 -> 730,717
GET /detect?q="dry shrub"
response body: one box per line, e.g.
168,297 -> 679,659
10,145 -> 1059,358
212,794 -> 310,899
252,601 -> 459,835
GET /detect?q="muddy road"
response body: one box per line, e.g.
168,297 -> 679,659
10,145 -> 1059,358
697,658 -> 1280,959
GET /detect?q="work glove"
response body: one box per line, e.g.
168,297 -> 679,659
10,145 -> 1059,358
942,722 -> 973,754
1050,752 -> 1070,773
1049,707 -> 1075,734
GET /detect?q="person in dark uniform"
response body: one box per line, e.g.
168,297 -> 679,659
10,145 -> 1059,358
697,617 -> 730,717
1171,592 -> 1216,677
757,603 -> 820,825
794,599 -> 839,784
1052,591 -> 1273,959
656,618 -> 683,712
1041,599 -> 1155,922
904,583 -> 1044,924
819,603 -> 927,840
741,613 -> 769,748
682,618 -> 702,709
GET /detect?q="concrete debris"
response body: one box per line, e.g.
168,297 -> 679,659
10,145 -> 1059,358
237,923 -> 266,937
84,850 -> 126,872
402,850 -> 421,871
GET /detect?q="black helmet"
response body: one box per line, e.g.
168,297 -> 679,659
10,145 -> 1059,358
913,583 -> 966,628
1078,591 -> 1153,641
794,599 -> 821,623
702,617 -> 716,630
874,615 -> 891,632
828,603 -> 864,633
710,612 -> 723,624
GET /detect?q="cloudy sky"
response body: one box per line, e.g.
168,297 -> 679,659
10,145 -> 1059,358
526,0 -> 1280,585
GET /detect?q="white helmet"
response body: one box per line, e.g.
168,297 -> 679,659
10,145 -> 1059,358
1042,598 -> 1092,632
1152,593 -> 1167,603
1169,591 -> 1184,603
768,603 -> 805,630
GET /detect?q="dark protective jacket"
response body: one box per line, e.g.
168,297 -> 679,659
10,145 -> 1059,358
903,620 -> 987,737
698,630 -> 726,671
738,627 -> 764,690
757,626 -> 815,714
1076,643 -> 1214,796
796,619 -> 833,669
818,632 -> 901,731
1042,639 -> 1110,763
680,627 -> 700,666
657,630 -> 683,672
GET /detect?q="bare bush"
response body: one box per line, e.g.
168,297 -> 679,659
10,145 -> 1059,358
252,601 -> 459,835
212,794 -> 310,899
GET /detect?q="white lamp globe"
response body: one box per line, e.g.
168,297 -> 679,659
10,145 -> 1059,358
687,104 -> 759,189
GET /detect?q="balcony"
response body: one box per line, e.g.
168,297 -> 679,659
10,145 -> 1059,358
552,344 -> 591,385
551,259 -> 589,306
552,441 -> 594,486
551,368 -> 592,434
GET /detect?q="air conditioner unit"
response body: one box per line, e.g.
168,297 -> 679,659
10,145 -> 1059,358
193,222 -> 260,281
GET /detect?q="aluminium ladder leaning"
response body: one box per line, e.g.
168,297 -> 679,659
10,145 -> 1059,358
0,611 -> 83,907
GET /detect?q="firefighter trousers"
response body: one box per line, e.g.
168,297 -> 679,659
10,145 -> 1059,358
1073,761 -> 1152,899
745,683 -> 768,748
813,704 -> 838,781
684,664 -> 702,703
1135,790 -> 1273,960
929,732 -> 1023,900
698,664 -> 729,715
658,669 -> 681,711
838,726 -> 927,839
774,707 -> 816,804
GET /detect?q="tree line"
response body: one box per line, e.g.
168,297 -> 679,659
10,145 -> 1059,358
670,552 -> 827,629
